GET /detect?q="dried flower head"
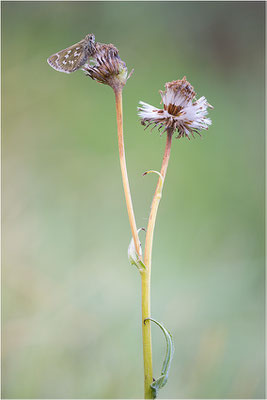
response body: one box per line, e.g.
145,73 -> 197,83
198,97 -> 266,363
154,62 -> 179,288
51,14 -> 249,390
138,77 -> 213,139
83,43 -> 129,91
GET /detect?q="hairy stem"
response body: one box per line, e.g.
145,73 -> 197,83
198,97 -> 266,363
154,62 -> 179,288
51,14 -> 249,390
142,129 -> 173,399
114,88 -> 141,256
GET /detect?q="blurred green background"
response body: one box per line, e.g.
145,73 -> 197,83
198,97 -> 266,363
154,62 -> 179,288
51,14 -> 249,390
2,1 -> 265,399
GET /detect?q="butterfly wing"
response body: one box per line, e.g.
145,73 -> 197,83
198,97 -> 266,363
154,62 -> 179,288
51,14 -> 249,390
47,40 -> 88,74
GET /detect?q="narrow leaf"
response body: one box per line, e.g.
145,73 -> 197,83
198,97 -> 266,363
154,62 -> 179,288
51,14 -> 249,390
145,318 -> 175,399
128,228 -> 146,272
143,170 -> 164,192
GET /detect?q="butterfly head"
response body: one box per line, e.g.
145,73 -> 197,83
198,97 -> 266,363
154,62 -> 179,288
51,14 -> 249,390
85,33 -> 96,44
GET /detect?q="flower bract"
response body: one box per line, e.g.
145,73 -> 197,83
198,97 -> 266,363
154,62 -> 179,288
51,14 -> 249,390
83,43 -> 129,91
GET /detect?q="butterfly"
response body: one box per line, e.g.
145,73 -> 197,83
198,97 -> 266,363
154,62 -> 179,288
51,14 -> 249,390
47,33 -> 96,74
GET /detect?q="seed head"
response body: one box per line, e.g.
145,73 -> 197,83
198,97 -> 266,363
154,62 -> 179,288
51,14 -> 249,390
138,77 -> 213,139
83,42 -> 129,91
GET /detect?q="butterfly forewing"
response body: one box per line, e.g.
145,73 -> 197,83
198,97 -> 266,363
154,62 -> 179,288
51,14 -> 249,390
47,40 -> 88,74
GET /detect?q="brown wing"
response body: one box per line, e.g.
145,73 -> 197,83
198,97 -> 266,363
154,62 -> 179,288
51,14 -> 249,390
47,40 -> 88,74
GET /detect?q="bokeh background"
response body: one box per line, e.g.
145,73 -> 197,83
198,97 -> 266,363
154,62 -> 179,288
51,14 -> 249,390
2,1 -> 265,399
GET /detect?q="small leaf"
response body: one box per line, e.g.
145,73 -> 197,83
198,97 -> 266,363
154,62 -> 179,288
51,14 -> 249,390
128,228 -> 146,272
145,318 -> 175,399
143,170 -> 164,192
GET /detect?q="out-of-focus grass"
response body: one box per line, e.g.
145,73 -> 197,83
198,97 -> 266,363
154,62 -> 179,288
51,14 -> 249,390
2,2 -> 264,399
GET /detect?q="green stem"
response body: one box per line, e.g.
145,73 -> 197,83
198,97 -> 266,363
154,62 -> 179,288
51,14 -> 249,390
142,129 -> 173,399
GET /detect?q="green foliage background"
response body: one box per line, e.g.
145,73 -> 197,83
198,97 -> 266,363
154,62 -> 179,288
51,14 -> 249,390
2,1 -> 265,398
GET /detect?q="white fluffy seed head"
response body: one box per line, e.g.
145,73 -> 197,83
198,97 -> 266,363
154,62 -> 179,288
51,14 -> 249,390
138,77 -> 213,139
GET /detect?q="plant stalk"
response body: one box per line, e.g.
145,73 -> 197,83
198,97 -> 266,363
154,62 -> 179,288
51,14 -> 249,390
142,129 -> 173,399
114,88 -> 141,257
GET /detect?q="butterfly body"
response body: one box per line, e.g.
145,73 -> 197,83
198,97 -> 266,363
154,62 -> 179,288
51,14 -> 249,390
47,33 -> 96,74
